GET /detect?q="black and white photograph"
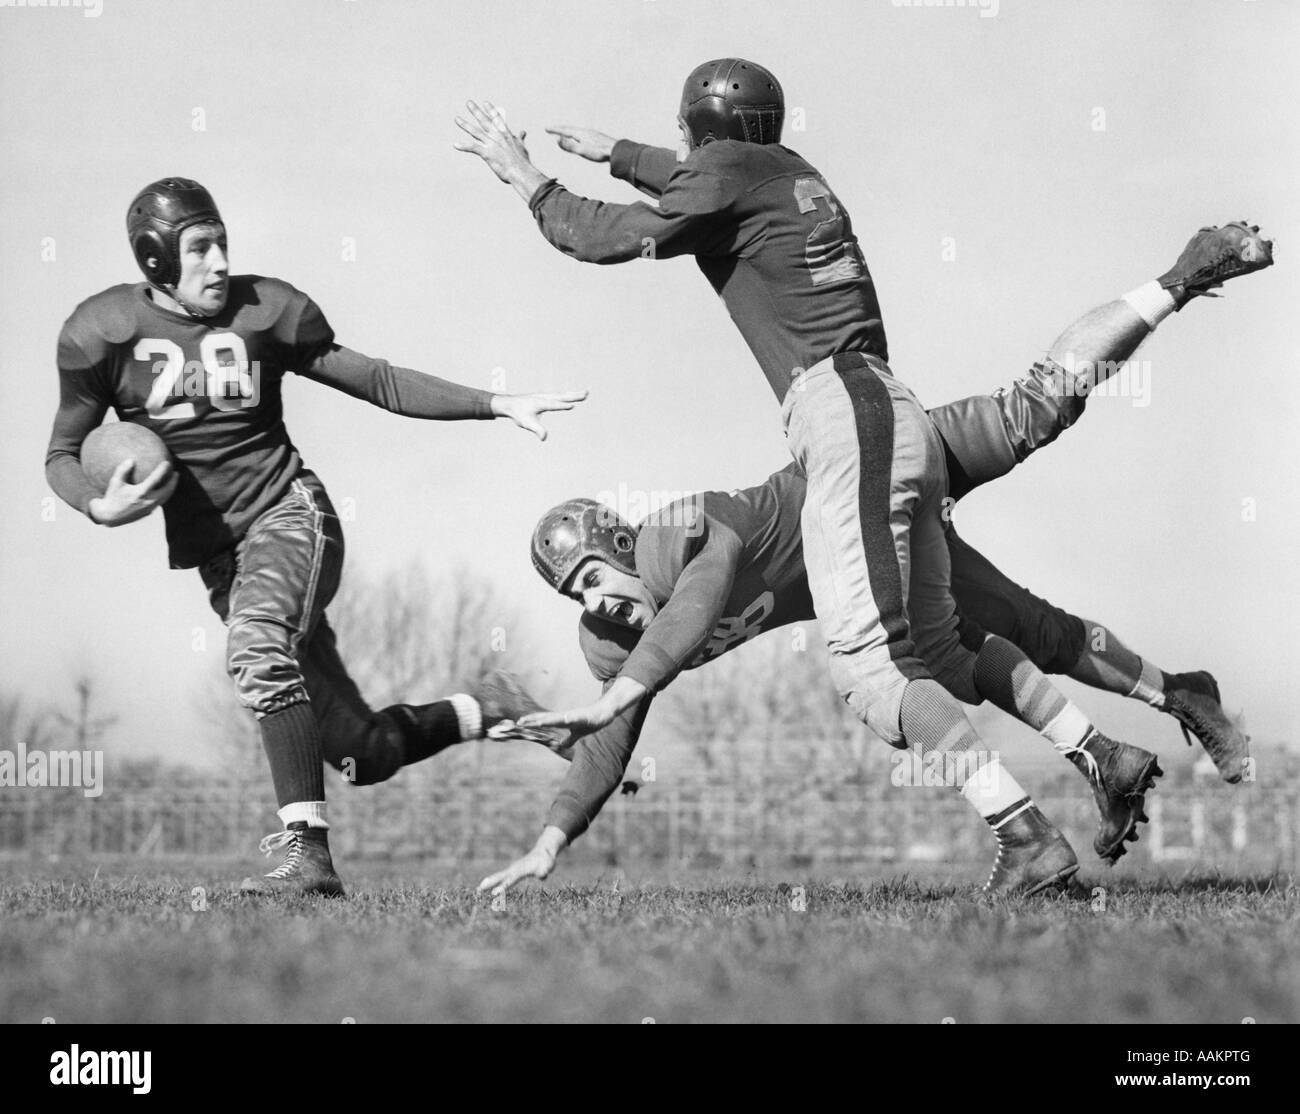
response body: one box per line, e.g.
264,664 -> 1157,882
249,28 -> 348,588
1,0 -> 1295,1066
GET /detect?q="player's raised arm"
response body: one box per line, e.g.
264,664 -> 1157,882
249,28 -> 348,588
455,100 -> 739,264
546,126 -> 677,201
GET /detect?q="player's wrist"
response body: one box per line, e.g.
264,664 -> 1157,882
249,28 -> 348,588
509,163 -> 551,202
536,825 -> 568,860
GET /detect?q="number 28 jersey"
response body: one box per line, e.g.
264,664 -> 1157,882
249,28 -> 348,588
48,276 -> 334,568
530,139 -> 889,402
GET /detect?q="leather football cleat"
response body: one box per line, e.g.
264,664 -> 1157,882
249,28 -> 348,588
1163,671 -> 1251,784
983,804 -> 1081,897
472,670 -> 571,754
240,821 -> 346,897
1158,221 -> 1273,303
1064,731 -> 1162,864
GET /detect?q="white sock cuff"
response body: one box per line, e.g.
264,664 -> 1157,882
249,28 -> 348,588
449,693 -> 482,741
1127,658 -> 1166,708
1041,703 -> 1093,753
1123,281 -> 1177,330
960,758 -> 1029,819
278,801 -> 329,830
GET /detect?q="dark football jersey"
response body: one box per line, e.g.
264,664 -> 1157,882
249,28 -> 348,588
579,463 -> 814,690
47,276 -> 493,568
531,139 -> 888,401
548,464 -> 812,840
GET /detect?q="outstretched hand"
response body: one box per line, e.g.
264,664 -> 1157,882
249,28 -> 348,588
491,389 -> 588,441
453,100 -> 551,201
518,696 -> 619,743
477,844 -> 558,898
545,125 -> 616,163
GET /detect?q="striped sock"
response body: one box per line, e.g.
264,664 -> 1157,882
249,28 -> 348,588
975,636 -> 1068,729
899,678 -> 997,789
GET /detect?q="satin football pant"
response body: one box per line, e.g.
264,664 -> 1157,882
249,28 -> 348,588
782,352 -> 983,745
199,471 -> 409,785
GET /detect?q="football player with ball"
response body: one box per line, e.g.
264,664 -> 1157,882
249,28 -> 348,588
45,178 -> 587,896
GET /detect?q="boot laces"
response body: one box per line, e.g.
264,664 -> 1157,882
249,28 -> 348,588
258,829 -> 305,879
1062,741 -> 1101,783
1168,693 -> 1218,750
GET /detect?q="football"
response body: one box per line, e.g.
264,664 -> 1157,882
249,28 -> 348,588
80,422 -> 173,493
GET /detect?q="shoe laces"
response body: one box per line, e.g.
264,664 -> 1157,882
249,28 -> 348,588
1166,692 -> 1218,749
1061,739 -> 1101,782
258,828 -> 305,879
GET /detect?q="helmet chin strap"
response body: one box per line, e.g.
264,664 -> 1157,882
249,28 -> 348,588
152,280 -> 216,319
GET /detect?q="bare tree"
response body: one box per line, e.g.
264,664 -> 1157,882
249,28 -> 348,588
54,674 -> 118,752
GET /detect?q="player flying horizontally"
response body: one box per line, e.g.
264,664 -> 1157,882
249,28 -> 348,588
481,262 -> 1265,896
455,59 -> 1272,888
45,178 -> 586,897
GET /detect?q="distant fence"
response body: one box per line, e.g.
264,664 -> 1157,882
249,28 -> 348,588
1,780 -> 1296,870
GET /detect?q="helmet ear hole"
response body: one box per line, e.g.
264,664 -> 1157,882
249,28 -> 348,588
132,228 -> 173,285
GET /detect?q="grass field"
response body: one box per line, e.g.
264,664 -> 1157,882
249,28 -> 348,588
2,859 -> 1296,1024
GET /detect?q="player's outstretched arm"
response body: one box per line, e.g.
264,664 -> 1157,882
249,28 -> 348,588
456,100 -> 734,264
300,344 -> 587,439
545,125 -> 615,163
549,127 -> 678,201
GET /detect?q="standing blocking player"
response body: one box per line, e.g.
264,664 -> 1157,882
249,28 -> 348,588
454,60 -> 1270,880
45,178 -> 586,896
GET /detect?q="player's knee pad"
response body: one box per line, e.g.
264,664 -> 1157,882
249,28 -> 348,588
225,615 -> 308,716
828,654 -> 909,747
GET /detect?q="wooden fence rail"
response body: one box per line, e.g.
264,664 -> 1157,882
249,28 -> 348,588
1,782 -> 1296,869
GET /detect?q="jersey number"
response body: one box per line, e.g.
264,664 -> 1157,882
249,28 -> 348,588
793,178 -> 865,287
701,591 -> 776,660
135,333 -> 259,420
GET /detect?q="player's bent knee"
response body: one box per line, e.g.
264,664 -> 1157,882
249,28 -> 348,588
1022,611 -> 1089,675
225,615 -> 310,715
829,657 -> 910,747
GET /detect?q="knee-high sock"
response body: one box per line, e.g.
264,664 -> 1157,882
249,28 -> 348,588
1067,620 -> 1166,707
899,678 -> 1035,826
973,635 -> 1094,757
260,701 -> 327,825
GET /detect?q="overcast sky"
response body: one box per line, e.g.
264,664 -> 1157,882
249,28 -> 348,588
1,0 -> 1296,768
